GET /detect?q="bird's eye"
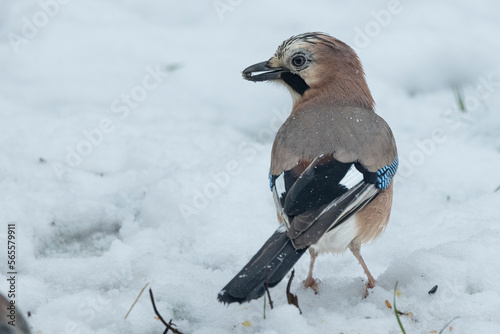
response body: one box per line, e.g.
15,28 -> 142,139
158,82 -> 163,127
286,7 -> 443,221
291,55 -> 307,68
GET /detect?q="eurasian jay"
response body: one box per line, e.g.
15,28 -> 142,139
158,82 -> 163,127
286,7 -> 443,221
218,32 -> 398,304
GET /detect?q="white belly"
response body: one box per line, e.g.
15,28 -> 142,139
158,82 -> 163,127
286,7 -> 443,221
311,215 -> 359,254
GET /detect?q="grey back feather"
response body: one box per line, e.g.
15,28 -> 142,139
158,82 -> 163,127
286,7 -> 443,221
271,106 -> 397,175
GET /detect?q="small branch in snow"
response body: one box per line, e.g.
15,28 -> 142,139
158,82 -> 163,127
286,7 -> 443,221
125,282 -> 149,319
286,269 -> 302,314
149,288 -> 184,334
264,267 -> 274,310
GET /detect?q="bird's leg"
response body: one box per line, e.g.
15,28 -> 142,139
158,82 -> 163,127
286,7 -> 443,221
349,242 -> 376,297
303,248 -> 320,293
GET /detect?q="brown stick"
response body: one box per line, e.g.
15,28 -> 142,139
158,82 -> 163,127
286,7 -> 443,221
264,267 -> 274,309
149,289 -> 184,334
286,269 -> 302,314
125,282 -> 149,319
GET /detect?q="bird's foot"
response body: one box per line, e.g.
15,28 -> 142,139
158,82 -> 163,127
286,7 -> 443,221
363,279 -> 376,298
303,277 -> 320,294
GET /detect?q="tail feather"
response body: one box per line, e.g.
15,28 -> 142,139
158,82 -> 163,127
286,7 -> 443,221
218,226 -> 307,304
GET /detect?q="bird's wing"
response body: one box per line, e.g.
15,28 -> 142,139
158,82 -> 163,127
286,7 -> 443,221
270,154 -> 397,249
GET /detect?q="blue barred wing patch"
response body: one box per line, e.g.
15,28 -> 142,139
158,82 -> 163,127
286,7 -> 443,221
269,170 -> 273,191
376,155 -> 398,189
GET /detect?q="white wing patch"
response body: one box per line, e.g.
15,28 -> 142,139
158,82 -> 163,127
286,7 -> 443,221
272,172 -> 290,228
274,173 -> 286,198
339,164 -> 364,189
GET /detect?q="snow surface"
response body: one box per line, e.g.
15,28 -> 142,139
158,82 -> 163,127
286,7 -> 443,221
1,0 -> 500,333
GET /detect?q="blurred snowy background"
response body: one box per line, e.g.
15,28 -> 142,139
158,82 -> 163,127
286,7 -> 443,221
1,0 -> 500,333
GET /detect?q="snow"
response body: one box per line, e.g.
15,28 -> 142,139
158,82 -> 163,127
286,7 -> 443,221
1,0 -> 500,333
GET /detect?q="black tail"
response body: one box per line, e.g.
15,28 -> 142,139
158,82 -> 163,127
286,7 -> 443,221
218,226 -> 307,304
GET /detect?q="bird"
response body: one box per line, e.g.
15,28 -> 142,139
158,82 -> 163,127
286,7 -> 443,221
218,32 -> 398,304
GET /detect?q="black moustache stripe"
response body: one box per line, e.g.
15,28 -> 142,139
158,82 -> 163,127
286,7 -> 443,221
281,72 -> 310,95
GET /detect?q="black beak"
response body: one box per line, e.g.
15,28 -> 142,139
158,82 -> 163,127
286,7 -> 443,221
242,61 -> 285,82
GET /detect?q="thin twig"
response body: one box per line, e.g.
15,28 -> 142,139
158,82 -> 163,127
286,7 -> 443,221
163,320 -> 175,334
263,290 -> 267,320
125,282 -> 149,319
264,267 -> 274,309
286,269 -> 302,314
149,289 -> 184,334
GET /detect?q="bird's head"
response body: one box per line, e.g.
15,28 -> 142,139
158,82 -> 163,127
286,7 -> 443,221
243,32 -> 374,110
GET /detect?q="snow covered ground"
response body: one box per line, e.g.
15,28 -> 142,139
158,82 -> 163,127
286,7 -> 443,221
1,0 -> 500,333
